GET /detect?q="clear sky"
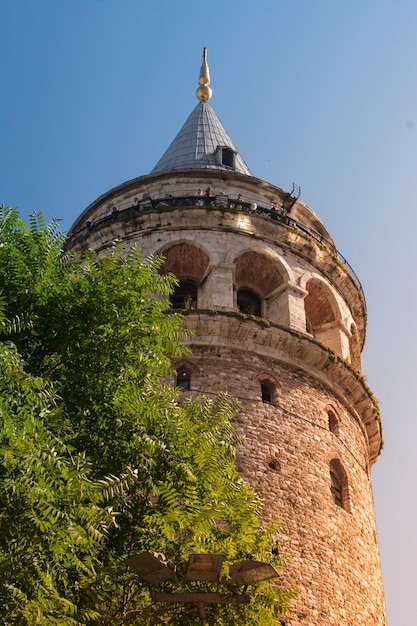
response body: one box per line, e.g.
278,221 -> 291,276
1,1 -> 416,623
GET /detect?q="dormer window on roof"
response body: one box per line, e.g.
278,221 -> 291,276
215,146 -> 236,169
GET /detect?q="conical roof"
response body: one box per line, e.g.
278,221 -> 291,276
151,102 -> 252,175
151,49 -> 252,176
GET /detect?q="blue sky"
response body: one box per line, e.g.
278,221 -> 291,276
1,1 -> 416,623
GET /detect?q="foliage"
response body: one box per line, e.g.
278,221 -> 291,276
0,309 -> 129,624
0,206 -> 297,624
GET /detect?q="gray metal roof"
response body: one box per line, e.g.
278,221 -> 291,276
151,101 -> 252,176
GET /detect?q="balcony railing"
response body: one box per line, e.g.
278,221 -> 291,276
67,195 -> 366,312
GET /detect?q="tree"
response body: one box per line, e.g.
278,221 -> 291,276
0,206 -> 297,624
0,321 -> 127,625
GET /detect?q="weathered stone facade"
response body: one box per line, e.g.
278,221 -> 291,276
68,158 -> 386,623
172,334 -> 385,625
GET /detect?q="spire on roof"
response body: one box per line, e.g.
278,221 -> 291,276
150,49 -> 251,176
196,47 -> 212,102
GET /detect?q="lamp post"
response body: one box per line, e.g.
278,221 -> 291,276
126,551 -> 280,625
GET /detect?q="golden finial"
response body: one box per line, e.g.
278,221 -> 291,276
196,47 -> 212,102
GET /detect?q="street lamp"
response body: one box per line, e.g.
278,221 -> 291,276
185,553 -> 224,582
126,551 -> 280,625
229,559 -> 281,586
125,551 -> 178,585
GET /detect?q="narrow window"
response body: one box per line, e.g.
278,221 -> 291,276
327,409 -> 339,435
237,288 -> 262,317
329,459 -> 350,511
176,370 -> 190,391
221,148 -> 234,168
261,381 -> 272,404
330,470 -> 343,507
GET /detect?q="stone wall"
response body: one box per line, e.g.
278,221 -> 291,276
172,341 -> 386,625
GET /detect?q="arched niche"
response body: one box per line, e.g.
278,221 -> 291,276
305,278 -> 338,327
159,242 -> 210,310
235,250 -> 286,322
159,242 -> 210,281
304,278 -> 346,356
235,250 -> 284,296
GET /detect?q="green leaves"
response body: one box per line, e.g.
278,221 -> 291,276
0,340 -> 122,625
0,207 -> 297,624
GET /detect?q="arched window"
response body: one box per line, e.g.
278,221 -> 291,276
170,280 -> 197,310
176,370 -> 190,391
330,469 -> 343,507
237,288 -> 262,317
304,278 -> 343,355
329,459 -> 350,512
261,381 -> 273,404
327,408 -> 339,435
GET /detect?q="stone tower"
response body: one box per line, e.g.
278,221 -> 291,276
68,50 -> 387,626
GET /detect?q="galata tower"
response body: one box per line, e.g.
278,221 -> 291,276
68,50 -> 386,626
